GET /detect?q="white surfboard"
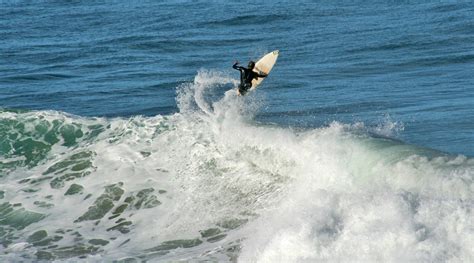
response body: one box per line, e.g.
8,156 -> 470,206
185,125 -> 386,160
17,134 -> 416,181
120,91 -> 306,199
251,50 -> 279,89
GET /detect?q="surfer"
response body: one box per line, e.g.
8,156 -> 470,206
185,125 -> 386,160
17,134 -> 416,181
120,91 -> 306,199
233,60 -> 268,95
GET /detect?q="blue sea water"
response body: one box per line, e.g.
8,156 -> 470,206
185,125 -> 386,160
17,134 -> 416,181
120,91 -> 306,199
0,1 -> 473,262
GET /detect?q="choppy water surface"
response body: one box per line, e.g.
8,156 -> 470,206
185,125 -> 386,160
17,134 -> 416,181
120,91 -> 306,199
1,1 -> 473,262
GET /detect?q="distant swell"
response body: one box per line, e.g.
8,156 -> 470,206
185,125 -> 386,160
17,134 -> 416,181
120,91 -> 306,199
1,73 -> 79,83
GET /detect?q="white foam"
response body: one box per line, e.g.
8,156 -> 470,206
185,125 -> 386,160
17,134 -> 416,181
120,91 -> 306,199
1,70 -> 472,262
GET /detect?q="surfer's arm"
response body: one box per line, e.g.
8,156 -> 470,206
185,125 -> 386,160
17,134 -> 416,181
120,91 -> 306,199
255,72 -> 267,78
232,62 -> 244,70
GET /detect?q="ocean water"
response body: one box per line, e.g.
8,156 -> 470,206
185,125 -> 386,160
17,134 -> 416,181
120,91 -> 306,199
1,1 -> 473,262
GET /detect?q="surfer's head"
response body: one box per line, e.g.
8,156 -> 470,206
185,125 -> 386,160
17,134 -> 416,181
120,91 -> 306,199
248,61 -> 255,69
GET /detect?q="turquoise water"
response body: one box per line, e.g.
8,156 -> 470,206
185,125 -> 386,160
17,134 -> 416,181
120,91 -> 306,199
1,1 -> 473,262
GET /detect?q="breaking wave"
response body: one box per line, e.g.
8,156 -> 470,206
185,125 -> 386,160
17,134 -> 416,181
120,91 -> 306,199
0,71 -> 472,262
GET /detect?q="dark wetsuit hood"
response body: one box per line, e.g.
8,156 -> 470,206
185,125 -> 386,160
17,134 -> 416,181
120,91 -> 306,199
248,61 -> 255,69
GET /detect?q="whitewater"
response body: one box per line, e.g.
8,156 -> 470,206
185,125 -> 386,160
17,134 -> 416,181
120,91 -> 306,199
0,71 -> 472,262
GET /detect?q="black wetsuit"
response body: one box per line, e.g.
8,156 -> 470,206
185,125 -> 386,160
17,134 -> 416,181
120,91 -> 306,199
233,63 -> 267,95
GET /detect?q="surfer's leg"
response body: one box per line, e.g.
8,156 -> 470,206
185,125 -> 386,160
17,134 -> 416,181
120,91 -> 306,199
238,84 -> 247,95
238,83 -> 251,95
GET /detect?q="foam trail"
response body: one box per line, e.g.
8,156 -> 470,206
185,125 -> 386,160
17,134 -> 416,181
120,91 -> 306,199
237,127 -> 473,262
